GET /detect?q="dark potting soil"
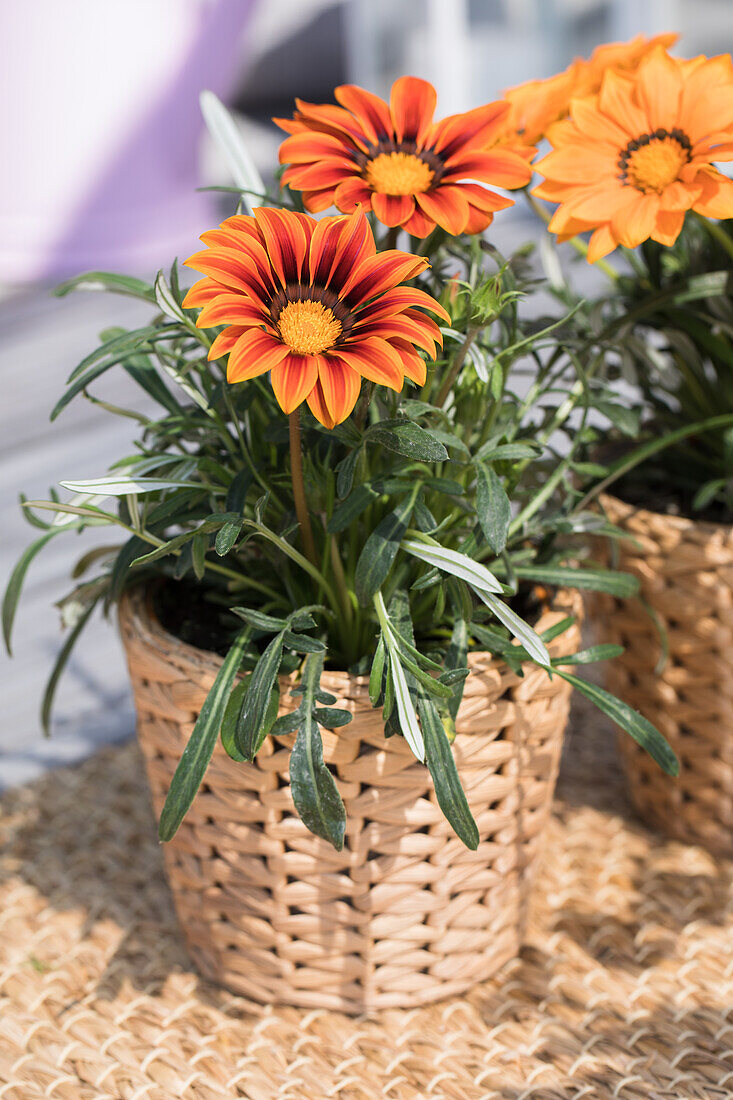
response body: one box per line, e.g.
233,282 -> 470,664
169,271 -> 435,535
153,578 -> 556,664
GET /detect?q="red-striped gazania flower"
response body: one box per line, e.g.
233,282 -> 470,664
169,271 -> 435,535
183,207 -> 449,427
275,77 -> 533,237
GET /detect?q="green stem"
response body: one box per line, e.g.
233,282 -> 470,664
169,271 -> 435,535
435,324 -> 480,408
526,192 -> 619,283
695,211 -> 733,262
289,409 -> 318,568
382,226 -> 399,250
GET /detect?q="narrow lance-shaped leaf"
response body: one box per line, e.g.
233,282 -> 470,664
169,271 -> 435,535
158,628 -> 250,841
41,599 -> 99,735
235,631 -> 285,759
355,488 -> 419,605
475,461 -> 510,554
402,535 -> 503,594
552,668 -> 678,776
419,693 -> 479,850
365,419 -> 449,461
200,90 -> 265,215
475,589 -> 550,666
3,530 -> 61,654
289,652 -> 346,849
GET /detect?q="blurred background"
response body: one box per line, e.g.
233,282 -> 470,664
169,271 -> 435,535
3,0 -> 733,787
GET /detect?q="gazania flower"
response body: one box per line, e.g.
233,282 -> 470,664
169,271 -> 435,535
274,76 -> 533,238
183,206 -> 449,427
502,33 -> 678,145
533,48 -> 733,262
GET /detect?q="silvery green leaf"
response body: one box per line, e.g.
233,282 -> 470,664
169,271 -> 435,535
200,90 -> 265,216
154,270 -> 187,323
390,652 -> 425,762
60,476 -> 197,496
52,493 -> 110,526
402,536 -> 503,594
468,343 -> 489,383
475,589 -> 550,665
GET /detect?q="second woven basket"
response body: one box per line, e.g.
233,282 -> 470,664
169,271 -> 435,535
119,585 -> 580,1013
598,493 -> 733,855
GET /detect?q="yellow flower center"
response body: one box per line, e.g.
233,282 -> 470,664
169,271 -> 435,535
277,299 -> 342,355
365,151 -> 434,196
621,128 -> 692,193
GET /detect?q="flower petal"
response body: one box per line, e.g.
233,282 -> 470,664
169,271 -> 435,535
253,207 -> 309,287
442,149 -> 532,188
334,84 -> 394,143
333,178 -> 373,212
692,168 -> 733,218
270,354 -> 319,414
335,337 -> 404,390
371,192 -> 416,227
401,204 -> 435,238
651,209 -> 685,246
317,357 -> 362,423
390,76 -> 437,147
306,378 -> 336,429
182,277 -> 222,309
636,48 -> 683,131
279,130 -> 353,165
390,337 -> 427,385
416,187 -> 470,234
227,329 -> 290,383
340,250 -> 428,306
429,101 -> 510,158
309,207 -> 376,289
197,294 -> 270,329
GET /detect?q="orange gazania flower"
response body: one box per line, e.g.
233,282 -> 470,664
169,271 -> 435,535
533,48 -> 733,262
502,32 -> 678,145
183,207 -> 449,427
274,76 -> 533,238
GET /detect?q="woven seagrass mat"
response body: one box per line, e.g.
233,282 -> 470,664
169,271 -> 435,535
2,697 -> 732,1100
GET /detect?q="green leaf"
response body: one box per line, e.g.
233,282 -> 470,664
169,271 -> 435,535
314,707 -> 352,728
369,636 -> 386,706
475,461 -> 510,554
336,449 -> 360,498
553,669 -> 678,776
232,607 -> 288,632
402,535 -> 503,594
282,630 -> 325,653
355,490 -> 418,605
540,615 -> 576,643
511,565 -> 640,598
222,679 -> 279,761
215,518 -> 243,556
192,531 -> 207,580
200,90 -> 266,216
365,419 -> 449,461
60,475 -> 199,496
444,615 -> 469,722
54,271 -> 155,301
226,467 -> 254,513
419,695 -> 479,850
158,629 -> 250,841
155,270 -> 187,323
3,530 -> 60,654
552,644 -> 625,666
289,653 -> 346,849
475,589 -> 550,665
41,598 -> 98,736
235,632 -> 285,759
327,483 -> 379,533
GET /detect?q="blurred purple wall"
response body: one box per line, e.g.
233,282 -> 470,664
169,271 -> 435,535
0,0 -> 258,283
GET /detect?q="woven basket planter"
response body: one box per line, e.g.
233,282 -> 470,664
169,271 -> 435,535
119,585 -> 581,1013
598,493 -> 733,854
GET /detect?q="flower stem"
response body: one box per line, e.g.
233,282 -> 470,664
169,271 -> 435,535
526,192 -> 619,282
695,211 -> 733,262
382,226 -> 399,250
435,324 -> 480,408
288,409 -> 318,568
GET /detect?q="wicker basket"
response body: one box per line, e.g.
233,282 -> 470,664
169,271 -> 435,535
118,585 -> 581,1013
598,493 -> 733,854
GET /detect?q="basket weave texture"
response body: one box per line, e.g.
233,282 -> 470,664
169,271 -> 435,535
598,493 -> 733,854
118,585 -> 580,1013
4,699 -> 733,1098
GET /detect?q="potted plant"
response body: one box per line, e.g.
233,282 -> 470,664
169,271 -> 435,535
4,80 -> 673,1013
530,43 -> 733,853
